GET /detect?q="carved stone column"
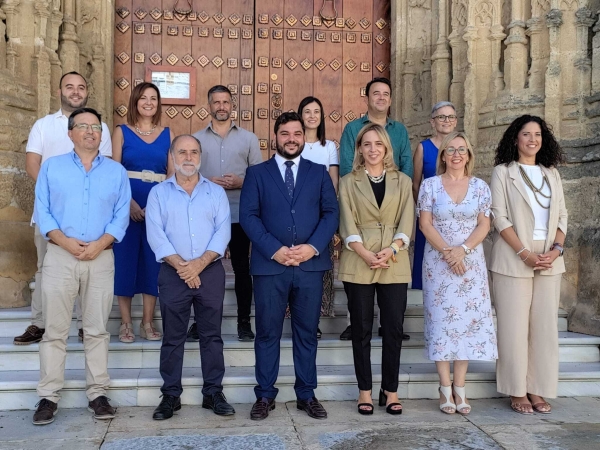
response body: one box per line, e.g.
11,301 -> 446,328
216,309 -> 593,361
49,5 -> 63,111
487,24 -> 506,101
431,0 -> 452,103
462,24 -> 479,144
503,0 -> 528,92
592,13 -> 600,94
448,0 -> 468,115
574,8 -> 595,100
526,0 -> 551,92
1,0 -> 21,76
545,8 -> 563,138
33,0 -> 52,116
59,0 -> 80,73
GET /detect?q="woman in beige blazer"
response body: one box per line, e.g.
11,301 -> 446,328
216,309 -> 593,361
338,123 -> 414,416
490,115 -> 568,415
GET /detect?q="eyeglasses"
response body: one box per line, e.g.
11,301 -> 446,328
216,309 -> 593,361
72,123 -> 102,132
445,147 -> 468,155
433,114 -> 458,122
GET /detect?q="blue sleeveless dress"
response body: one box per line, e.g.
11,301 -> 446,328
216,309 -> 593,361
412,139 -> 438,290
113,125 -> 170,297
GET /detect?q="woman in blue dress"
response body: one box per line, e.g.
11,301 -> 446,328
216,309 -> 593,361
412,101 -> 458,289
112,82 -> 174,343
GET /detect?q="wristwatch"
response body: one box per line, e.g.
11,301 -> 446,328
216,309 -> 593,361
461,244 -> 472,255
551,242 -> 564,257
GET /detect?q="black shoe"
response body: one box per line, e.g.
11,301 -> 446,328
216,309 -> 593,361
378,327 -> 382,337
403,333 -> 410,341
237,321 -> 255,342
186,323 -> 199,342
14,325 -> 45,345
297,397 -> 328,419
316,327 -> 322,339
202,392 -> 235,416
152,394 -> 181,420
32,399 -> 58,425
250,397 -> 275,420
339,325 -> 351,340
78,328 -> 84,342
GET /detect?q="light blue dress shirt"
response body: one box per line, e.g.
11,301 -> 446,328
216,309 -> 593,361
34,151 -> 131,243
146,174 -> 231,262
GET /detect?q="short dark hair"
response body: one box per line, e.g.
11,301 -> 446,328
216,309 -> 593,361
298,96 -> 326,146
59,71 -> 87,89
127,82 -> 162,127
365,77 -> 392,97
494,115 -> 566,168
169,134 -> 202,154
68,107 -> 101,130
207,85 -> 232,102
274,111 -> 305,135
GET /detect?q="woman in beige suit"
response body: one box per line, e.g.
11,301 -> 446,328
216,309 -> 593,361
338,123 -> 414,415
490,115 -> 567,415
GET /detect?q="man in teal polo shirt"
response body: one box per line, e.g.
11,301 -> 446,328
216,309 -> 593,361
338,77 -> 413,341
339,77 -> 413,178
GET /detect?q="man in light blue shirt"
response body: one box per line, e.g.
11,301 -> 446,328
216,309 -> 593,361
146,134 -> 234,420
32,107 -> 130,426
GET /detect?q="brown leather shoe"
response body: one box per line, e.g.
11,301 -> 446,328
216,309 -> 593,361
14,325 -> 45,345
297,397 -> 328,419
88,395 -> 116,420
32,398 -> 58,425
250,397 -> 275,420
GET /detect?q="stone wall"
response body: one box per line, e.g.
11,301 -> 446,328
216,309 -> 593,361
0,0 -> 113,307
0,0 -> 598,335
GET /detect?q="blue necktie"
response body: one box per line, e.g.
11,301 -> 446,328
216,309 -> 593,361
284,161 -> 294,198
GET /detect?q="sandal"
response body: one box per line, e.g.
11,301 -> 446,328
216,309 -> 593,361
528,394 -> 552,414
140,321 -> 162,341
452,384 -> 471,415
119,322 -> 134,343
510,397 -> 533,415
439,385 -> 456,414
379,389 -> 402,415
357,403 -> 374,415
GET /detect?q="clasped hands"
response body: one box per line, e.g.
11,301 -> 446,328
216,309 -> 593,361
442,246 -> 467,276
274,244 -> 316,266
360,247 -> 394,270
521,249 -> 558,270
177,259 -> 203,289
210,173 -> 243,190
63,238 -> 107,261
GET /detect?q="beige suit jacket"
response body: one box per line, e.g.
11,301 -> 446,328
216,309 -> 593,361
489,162 -> 568,277
338,169 -> 414,284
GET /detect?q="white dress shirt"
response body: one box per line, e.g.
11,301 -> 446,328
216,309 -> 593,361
274,153 -> 301,184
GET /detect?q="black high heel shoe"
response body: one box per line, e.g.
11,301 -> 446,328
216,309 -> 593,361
379,389 -> 403,415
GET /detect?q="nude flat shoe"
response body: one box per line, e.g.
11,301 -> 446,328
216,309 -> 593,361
119,322 -> 134,343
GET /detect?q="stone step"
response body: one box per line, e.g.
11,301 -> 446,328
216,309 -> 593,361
0,305 -> 570,338
2,361 -> 600,411
1,332 -> 597,372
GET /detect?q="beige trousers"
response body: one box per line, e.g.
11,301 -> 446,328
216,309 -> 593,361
33,225 -> 82,329
37,244 -> 115,403
492,241 -> 562,398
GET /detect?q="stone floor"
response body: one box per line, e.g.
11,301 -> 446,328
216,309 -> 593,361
1,397 -> 600,449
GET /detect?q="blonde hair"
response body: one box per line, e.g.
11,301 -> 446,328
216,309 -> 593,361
351,123 -> 398,173
436,131 -> 475,176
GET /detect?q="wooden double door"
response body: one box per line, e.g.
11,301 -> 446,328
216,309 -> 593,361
114,0 -> 391,159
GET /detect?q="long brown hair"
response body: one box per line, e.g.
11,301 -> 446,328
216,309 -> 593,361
126,82 -> 162,126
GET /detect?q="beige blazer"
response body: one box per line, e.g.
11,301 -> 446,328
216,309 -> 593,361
489,162 -> 568,277
338,169 -> 414,284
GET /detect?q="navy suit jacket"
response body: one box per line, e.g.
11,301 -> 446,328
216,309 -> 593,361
240,156 -> 339,276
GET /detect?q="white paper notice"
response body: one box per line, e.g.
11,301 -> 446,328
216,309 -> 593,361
151,72 -> 191,99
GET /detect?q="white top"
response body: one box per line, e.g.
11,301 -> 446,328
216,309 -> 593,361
301,140 -> 339,170
519,164 -> 550,240
273,153 -> 301,184
26,109 -> 112,163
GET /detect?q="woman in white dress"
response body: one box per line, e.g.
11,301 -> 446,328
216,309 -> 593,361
294,96 -> 339,336
417,131 -> 498,415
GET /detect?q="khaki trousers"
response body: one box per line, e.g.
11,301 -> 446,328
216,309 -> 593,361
33,225 -> 82,328
492,241 -> 562,398
37,244 -> 115,403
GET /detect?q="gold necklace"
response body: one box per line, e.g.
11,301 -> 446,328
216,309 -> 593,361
135,124 -> 156,136
519,164 -> 551,209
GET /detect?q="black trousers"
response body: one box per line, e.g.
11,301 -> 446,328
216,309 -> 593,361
343,282 -> 407,392
229,222 -> 253,323
158,261 -> 225,397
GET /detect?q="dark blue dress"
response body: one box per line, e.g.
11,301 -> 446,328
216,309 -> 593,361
412,138 -> 438,290
113,125 -> 170,297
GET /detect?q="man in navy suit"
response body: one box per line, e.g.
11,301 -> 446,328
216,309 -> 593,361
240,112 -> 339,420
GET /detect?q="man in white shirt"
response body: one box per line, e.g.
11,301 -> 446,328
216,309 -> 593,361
14,72 -> 112,345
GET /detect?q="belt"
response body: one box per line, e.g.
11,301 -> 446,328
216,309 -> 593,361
49,240 -> 113,250
127,170 -> 166,183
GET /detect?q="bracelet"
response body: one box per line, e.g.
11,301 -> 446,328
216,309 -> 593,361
390,243 -> 400,255
519,250 -> 531,262
516,247 -> 526,256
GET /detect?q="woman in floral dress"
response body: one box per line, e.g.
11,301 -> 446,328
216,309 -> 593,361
417,131 -> 497,415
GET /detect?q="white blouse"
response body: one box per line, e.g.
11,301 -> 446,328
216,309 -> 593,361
301,140 -> 339,170
519,164 -> 551,240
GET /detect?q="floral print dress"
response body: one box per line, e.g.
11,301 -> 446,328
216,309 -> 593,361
417,176 -> 498,361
